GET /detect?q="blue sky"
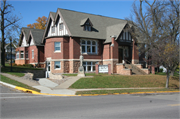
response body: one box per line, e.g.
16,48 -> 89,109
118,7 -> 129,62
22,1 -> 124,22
9,0 -> 135,28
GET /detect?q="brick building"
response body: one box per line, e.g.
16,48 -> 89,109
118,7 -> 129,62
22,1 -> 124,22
41,8 -> 149,77
16,8 -> 149,77
15,28 -> 45,67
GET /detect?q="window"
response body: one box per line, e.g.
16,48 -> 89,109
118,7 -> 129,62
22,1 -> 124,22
54,61 -> 61,69
81,39 -> 97,54
16,52 -> 19,59
32,50 -> 34,59
54,42 -> 61,52
83,62 -> 97,72
84,25 -> 91,31
124,47 -> 129,57
120,31 -> 132,41
25,51 -> 28,58
59,23 -> 63,30
51,26 -> 55,33
20,51 -> 24,58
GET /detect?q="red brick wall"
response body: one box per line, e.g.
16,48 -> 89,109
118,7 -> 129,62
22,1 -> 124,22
37,46 -> 45,62
29,45 -> 38,64
103,44 -> 111,59
45,37 -> 69,59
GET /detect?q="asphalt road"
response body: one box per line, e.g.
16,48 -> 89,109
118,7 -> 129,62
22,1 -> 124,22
1,87 -> 179,119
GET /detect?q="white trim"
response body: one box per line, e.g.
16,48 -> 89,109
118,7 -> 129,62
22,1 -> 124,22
103,59 -> 118,61
47,58 -> 119,62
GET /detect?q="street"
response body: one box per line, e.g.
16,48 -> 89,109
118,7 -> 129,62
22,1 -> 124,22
1,85 -> 179,119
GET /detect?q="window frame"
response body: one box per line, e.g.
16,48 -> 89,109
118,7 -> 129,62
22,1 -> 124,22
54,61 -> 61,70
32,50 -> 34,59
124,47 -> 129,57
51,26 -> 55,33
59,23 -> 63,31
81,39 -> 98,54
54,42 -> 61,52
20,51 -> 24,58
16,52 -> 19,59
25,51 -> 28,58
83,61 -> 97,72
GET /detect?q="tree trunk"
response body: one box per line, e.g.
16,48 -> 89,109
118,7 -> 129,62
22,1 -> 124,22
170,71 -> 174,76
170,65 -> 177,76
165,69 -> 170,88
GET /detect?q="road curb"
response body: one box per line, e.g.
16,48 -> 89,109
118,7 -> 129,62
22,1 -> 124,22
78,91 -> 180,96
0,81 -> 78,97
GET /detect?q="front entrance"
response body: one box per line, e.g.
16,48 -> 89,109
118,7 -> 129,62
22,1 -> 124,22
46,61 -> 50,78
118,48 -> 123,63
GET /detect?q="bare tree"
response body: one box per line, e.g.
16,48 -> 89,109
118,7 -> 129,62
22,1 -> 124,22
126,0 -> 179,88
0,0 -> 21,67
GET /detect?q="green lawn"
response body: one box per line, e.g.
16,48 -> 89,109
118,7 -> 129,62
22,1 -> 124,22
1,63 -> 43,77
69,75 -> 179,89
1,75 -> 40,92
76,88 -> 179,95
63,73 -> 110,77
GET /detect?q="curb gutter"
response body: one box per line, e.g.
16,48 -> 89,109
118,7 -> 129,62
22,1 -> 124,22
0,81 -> 77,97
78,91 -> 180,96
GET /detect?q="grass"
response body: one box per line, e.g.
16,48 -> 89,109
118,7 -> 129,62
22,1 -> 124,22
1,75 -> 40,92
69,75 -> 179,89
63,73 -> 110,77
76,88 -> 179,95
1,63 -> 43,77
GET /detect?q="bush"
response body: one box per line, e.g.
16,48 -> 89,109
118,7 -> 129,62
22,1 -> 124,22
17,64 -> 23,67
23,64 -> 34,68
159,68 -> 163,72
9,63 -> 17,66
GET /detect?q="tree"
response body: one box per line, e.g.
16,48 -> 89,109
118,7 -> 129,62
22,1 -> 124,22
27,16 -> 47,30
126,0 -> 179,88
0,0 -> 21,67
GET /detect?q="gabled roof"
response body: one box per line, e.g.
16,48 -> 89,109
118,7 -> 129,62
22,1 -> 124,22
80,18 -> 93,26
18,27 -> 34,46
42,8 -> 131,43
28,29 -> 44,46
5,43 -> 17,49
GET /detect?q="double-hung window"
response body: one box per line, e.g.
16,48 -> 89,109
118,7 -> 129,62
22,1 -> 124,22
81,40 -> 97,54
54,61 -> 61,69
54,42 -> 61,52
32,50 -> 34,59
20,51 -> 24,58
16,52 -> 19,59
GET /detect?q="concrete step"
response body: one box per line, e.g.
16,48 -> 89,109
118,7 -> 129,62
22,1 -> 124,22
124,64 -> 145,75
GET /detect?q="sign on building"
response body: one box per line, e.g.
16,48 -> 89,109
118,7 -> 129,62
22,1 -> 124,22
99,65 -> 108,73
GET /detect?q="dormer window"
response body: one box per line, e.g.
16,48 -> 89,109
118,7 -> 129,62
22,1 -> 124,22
80,18 -> 93,32
84,24 -> 91,31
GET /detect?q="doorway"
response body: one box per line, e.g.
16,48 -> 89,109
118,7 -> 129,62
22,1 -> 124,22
118,48 -> 123,63
46,61 -> 50,78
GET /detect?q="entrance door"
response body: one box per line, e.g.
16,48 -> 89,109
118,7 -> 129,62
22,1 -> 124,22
46,61 -> 50,78
118,49 -> 123,63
